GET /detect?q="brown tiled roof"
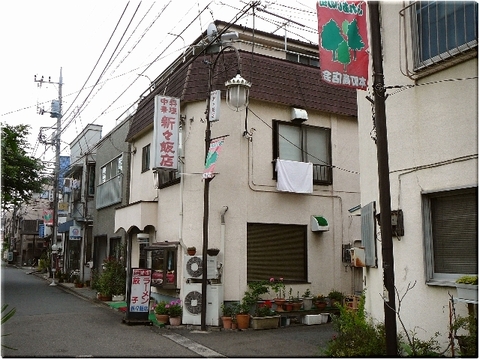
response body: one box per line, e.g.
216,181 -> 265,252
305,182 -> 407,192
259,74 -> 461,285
126,50 -> 357,141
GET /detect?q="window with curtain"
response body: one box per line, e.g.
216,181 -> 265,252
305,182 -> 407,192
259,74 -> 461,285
273,121 -> 332,185
412,1 -> 478,69
247,223 -> 307,283
422,187 -> 478,283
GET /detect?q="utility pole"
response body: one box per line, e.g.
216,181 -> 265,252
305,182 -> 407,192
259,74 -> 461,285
368,3 -> 397,356
35,67 -> 63,274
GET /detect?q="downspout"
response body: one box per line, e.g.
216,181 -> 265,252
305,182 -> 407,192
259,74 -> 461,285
178,121 -> 187,252
220,206 -> 228,289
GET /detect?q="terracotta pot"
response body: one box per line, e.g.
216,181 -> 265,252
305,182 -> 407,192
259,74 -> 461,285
187,248 -> 196,256
221,316 -> 232,329
155,314 -> 169,324
284,302 -> 293,311
274,298 -> 286,312
97,293 -> 112,301
236,314 -> 250,329
231,322 -> 238,330
315,301 -> 327,311
169,316 -> 181,326
291,301 -> 302,311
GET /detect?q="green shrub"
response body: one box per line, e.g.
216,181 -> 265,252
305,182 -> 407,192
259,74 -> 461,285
322,294 -> 387,356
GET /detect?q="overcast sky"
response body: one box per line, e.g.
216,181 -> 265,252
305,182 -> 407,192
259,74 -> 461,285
0,0 -> 319,169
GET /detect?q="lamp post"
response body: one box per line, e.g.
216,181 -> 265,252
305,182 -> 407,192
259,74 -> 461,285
50,243 -> 58,286
200,45 -> 251,331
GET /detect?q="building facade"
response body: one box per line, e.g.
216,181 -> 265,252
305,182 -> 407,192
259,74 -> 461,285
115,21 -> 362,320
357,1 -> 477,346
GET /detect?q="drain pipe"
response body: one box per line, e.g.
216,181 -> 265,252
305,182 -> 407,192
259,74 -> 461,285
220,206 -> 228,282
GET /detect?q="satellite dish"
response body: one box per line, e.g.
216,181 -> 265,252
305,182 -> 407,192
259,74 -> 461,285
207,23 -> 218,42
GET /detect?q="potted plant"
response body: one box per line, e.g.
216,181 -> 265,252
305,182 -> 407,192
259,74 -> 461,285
236,301 -> 251,329
73,275 -> 83,288
166,299 -> 182,326
187,246 -> 196,256
251,305 -> 280,330
302,288 -> 313,310
328,290 -> 344,307
455,275 -> 478,302
314,294 -> 327,311
221,303 -> 235,329
207,247 -> 220,256
269,277 -> 286,311
291,291 -> 302,311
154,301 -> 169,324
95,257 -> 126,301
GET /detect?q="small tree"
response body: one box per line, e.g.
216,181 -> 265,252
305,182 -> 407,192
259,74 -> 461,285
1,123 -> 46,210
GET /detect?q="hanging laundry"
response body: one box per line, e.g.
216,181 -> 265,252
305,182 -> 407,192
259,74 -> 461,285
275,159 -> 313,194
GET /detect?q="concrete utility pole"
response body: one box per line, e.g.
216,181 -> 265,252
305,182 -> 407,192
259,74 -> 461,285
368,3 -> 398,356
35,68 -> 63,269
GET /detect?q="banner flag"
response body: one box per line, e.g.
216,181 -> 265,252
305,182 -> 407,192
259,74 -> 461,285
317,1 -> 369,90
203,137 -> 225,179
43,209 -> 53,226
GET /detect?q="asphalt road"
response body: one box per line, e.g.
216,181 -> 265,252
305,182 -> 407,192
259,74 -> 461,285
1,264 -> 335,357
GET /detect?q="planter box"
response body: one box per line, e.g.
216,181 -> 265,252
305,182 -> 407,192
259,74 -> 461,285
455,283 -> 478,302
251,315 -> 280,330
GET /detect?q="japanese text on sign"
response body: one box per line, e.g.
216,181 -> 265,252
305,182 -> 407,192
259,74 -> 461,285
153,96 -> 180,170
129,268 -> 152,313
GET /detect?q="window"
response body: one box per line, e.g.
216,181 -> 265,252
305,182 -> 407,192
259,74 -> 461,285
286,52 -> 319,67
412,1 -> 478,69
273,121 -> 332,185
247,223 -> 307,283
100,155 -> 123,184
422,187 -> 478,283
87,164 -> 95,196
142,144 -> 150,173
145,244 -> 178,289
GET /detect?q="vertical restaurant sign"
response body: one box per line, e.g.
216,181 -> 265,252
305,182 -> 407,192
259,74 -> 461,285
317,1 -> 368,89
209,90 -> 221,122
203,137 -> 225,179
129,268 -> 152,313
43,209 -> 53,226
153,95 -> 180,170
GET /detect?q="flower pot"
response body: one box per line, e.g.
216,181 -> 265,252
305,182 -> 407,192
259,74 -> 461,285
231,322 -> 238,330
274,298 -> 286,312
207,248 -> 220,256
236,314 -> 250,329
221,316 -> 232,329
291,301 -> 302,311
303,297 -> 313,310
187,248 -> 196,256
169,316 -> 181,326
284,302 -> 293,311
315,301 -> 327,311
75,282 -> 84,288
112,294 -> 125,302
155,314 -> 169,324
97,293 -> 112,301
251,315 -> 280,330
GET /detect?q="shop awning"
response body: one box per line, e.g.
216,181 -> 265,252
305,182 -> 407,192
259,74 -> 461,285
58,219 -> 74,233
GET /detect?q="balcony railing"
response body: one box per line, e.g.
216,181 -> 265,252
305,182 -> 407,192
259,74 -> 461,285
96,174 -> 123,210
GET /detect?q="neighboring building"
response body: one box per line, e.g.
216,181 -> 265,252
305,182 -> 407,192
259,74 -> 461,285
115,20 -> 362,323
92,117 -> 131,275
61,124 -> 102,282
357,2 -> 477,346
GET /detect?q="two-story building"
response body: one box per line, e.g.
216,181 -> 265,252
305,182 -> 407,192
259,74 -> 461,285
357,1 -> 477,347
115,20 -> 362,325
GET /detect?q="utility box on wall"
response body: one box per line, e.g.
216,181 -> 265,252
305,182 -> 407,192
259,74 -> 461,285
311,216 -> 329,232
350,247 -> 366,267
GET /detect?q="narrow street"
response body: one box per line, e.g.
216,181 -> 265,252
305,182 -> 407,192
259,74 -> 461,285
1,265 -> 335,357
1,265 -> 197,357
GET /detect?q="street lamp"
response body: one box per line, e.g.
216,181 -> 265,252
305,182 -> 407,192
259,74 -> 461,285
50,243 -> 58,286
201,44 -> 251,331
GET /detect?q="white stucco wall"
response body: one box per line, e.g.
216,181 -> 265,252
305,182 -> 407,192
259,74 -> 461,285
357,2 -> 477,346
